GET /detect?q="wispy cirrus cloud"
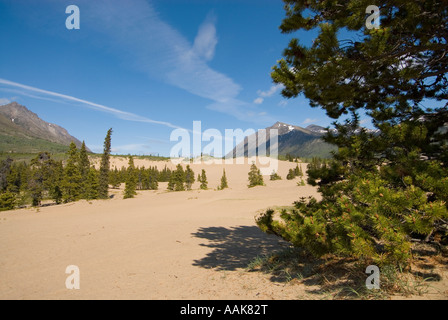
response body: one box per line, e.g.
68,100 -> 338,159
83,0 -> 241,104
5,0 -> 273,125
253,97 -> 264,105
257,84 -> 284,98
0,97 -> 11,105
0,78 -> 184,130
79,0 -> 273,123
207,98 -> 276,124
278,100 -> 288,107
192,12 -> 218,62
253,84 -> 284,105
302,118 -> 318,125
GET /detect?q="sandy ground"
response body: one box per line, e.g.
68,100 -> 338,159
0,158 -> 446,300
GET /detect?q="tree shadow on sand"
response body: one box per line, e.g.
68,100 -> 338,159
191,226 -> 289,271
192,226 -> 448,299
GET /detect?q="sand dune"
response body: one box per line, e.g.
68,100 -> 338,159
0,159 -> 323,299
1,158 -> 446,300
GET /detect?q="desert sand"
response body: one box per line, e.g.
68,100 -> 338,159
0,158 -> 317,299
0,158 -> 446,300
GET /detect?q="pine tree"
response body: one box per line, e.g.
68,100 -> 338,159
28,153 -> 48,206
124,156 -> 138,199
46,160 -> 63,204
136,167 -> 143,190
167,171 -> 175,191
158,165 -> 171,182
79,141 -> 90,179
62,142 -> 82,203
257,0 -> 448,266
109,167 -> 121,189
173,164 -> 185,191
147,167 -> 158,190
28,152 -> 54,206
78,141 -> 91,199
0,191 -> 16,211
138,167 -> 147,190
218,169 -> 229,190
0,157 -> 13,193
84,167 -> 99,200
294,164 -> 302,177
2,159 -> 28,208
286,169 -> 295,180
98,128 -> 112,199
248,163 -> 264,188
6,161 -> 22,194
199,169 -> 208,190
270,170 -> 282,181
185,165 -> 195,190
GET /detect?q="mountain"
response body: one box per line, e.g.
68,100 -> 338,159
227,121 -> 337,159
0,102 -> 90,154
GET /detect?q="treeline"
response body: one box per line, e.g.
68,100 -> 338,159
2,126 -> 304,211
109,163 -> 167,190
282,154 -> 330,165
0,129 -> 232,210
0,143 -> 100,210
110,162 -> 229,195
0,128 -> 114,211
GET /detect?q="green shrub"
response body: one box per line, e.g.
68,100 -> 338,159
0,191 -> 16,211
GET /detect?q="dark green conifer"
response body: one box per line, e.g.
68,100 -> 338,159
0,191 -> 16,211
173,164 -> 185,191
257,0 -> 448,266
270,170 -> 282,181
185,165 -> 195,190
98,128 -> 112,199
124,156 -> 138,199
248,163 -> 264,188
199,169 -> 208,190
219,169 -> 228,190
286,168 -> 295,180
84,167 -> 99,200
79,141 -> 90,179
62,142 -> 82,203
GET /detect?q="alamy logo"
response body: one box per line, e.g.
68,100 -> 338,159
170,121 -> 279,175
65,265 -> 80,290
365,265 -> 380,289
366,5 -> 380,30
66,5 -> 80,30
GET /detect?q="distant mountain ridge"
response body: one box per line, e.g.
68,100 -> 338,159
227,121 -> 337,159
0,102 -> 90,153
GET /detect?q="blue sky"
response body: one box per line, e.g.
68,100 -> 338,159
0,0 -> 334,156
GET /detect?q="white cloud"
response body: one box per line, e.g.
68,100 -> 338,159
257,84 -> 284,98
278,100 -> 288,107
83,0 -> 241,104
360,118 -> 371,125
192,13 -> 218,62
0,98 -> 11,105
253,97 -> 264,104
207,99 -> 275,124
5,0 -> 275,126
83,0 -> 278,124
302,118 -> 318,125
252,84 -> 284,105
0,78 -> 184,130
